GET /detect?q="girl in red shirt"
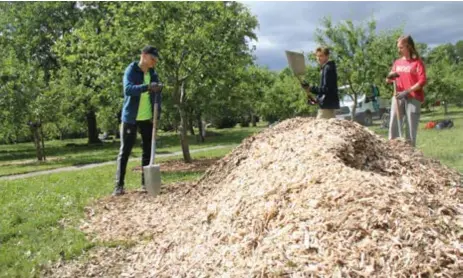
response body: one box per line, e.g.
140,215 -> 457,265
386,35 -> 427,147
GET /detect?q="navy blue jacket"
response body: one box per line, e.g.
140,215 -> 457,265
310,60 -> 340,109
121,62 -> 162,124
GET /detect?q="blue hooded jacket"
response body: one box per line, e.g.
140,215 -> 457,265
121,62 -> 162,124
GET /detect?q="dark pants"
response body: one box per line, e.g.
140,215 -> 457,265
115,120 -> 153,188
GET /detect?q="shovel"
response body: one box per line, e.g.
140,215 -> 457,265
285,50 -> 318,105
143,92 -> 161,196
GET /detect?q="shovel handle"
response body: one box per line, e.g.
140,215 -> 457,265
393,80 -> 402,138
149,96 -> 159,166
296,75 -> 318,105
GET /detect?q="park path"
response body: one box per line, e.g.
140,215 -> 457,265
0,145 -> 229,181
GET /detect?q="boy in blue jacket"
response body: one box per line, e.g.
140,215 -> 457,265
302,47 -> 340,119
113,46 -> 163,196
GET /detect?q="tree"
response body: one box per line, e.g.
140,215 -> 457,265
52,2 -> 126,144
158,2 -> 258,162
366,28 -> 404,99
0,45 -> 49,157
314,17 -> 405,121
258,67 -> 317,122
216,65 -> 275,128
315,17 -> 376,120
0,2 -> 80,159
455,40 -> 463,62
425,44 -> 463,114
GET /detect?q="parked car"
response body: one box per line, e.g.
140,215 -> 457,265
335,85 -> 390,126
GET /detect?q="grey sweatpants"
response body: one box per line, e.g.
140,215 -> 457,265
388,97 -> 421,147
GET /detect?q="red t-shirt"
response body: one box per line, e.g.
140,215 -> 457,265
390,57 -> 427,102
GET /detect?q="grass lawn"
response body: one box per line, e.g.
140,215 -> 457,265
0,147 -> 233,278
370,105 -> 463,173
0,124 -> 266,177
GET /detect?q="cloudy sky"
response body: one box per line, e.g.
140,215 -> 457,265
241,1 -> 463,71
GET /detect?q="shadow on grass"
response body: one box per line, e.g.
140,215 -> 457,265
156,127 -> 263,149
0,124 -> 264,163
2,149 -> 172,168
0,140 -> 121,162
0,138 -> 179,163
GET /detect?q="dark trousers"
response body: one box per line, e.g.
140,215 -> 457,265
115,120 -> 153,188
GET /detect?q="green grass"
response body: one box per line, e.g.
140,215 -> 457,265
0,147 -> 233,278
370,105 -> 463,173
0,124 -> 265,176
1,107 -> 462,176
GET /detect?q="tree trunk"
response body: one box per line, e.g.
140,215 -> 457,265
424,102 -> 431,113
14,130 -> 20,144
55,123 -> 65,140
350,94 -> 358,122
189,116 -> 195,135
444,101 -> 449,115
33,128 -> 43,161
179,106 -> 192,163
251,112 -> 257,127
197,112 -> 205,143
40,122 -> 46,161
86,110 -> 101,144
178,81 -> 192,163
29,122 -> 44,161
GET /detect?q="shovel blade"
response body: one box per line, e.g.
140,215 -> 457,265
285,50 -> 306,76
143,164 -> 161,196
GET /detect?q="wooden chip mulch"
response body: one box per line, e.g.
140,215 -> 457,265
43,117 -> 462,278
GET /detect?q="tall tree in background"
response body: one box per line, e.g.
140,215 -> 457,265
258,66 -> 318,122
234,65 -> 276,127
426,44 -> 463,114
52,2 -> 130,144
314,17 -> 408,120
158,1 -> 258,162
52,1 -> 257,162
315,17 -> 377,121
0,2 -> 80,159
366,28 -> 404,98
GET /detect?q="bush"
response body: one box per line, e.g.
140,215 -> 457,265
239,115 -> 251,127
264,114 -> 279,124
211,116 -> 237,129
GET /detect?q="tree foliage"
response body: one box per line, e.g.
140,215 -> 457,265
1,2 -> 462,162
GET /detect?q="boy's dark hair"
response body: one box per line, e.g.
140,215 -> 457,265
316,47 -> 330,56
142,45 -> 160,58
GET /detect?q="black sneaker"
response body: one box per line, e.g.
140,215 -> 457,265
140,185 -> 147,193
112,186 -> 125,196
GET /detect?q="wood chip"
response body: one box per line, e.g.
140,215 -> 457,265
42,118 -> 462,278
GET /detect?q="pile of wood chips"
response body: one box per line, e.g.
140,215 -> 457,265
44,117 -> 462,278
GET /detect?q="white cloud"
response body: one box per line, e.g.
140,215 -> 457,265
254,36 -> 278,50
241,1 -> 463,71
